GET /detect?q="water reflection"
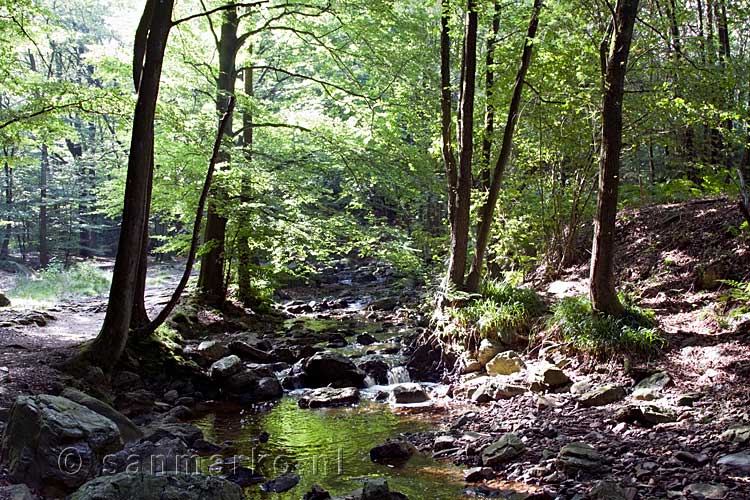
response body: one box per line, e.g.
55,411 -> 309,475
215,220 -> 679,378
193,398 -> 465,499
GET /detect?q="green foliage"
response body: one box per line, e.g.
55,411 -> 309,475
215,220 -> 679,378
447,280 -> 545,343
549,296 -> 665,357
9,262 -> 110,302
718,280 -> 750,318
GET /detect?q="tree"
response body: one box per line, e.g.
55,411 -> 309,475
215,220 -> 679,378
589,0 -> 640,316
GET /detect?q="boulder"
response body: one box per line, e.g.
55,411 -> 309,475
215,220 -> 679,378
485,351 -> 525,375
298,387 -> 360,409
0,395 -> 123,496
588,480 -> 628,500
61,388 -> 142,444
223,369 -> 282,402
536,364 -> 571,389
471,381 -> 525,403
228,340 -> 273,363
113,389 -> 155,417
631,388 -> 658,401
261,472 -> 300,493
579,385 -> 626,407
463,466 -> 494,482
717,452 -> 750,473
433,435 -> 456,452
303,484 -> 331,500
69,472 -> 243,500
720,426 -> 750,445
0,292 -> 11,307
358,359 -> 390,385
0,484 -> 34,500
481,433 -> 525,467
142,422 -> 203,448
634,371 -> 671,391
224,466 -> 264,487
390,383 -> 429,404
684,483 -> 729,499
477,338 -> 502,365
556,442 -> 604,474
356,333 -> 378,345
210,355 -> 243,380
370,438 -> 416,465
195,340 -> 230,363
103,438 -> 194,474
300,352 -> 366,388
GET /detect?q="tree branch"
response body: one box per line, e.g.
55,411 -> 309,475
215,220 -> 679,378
172,1 -> 267,26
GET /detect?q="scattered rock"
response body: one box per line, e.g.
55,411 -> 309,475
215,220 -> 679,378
358,359 -> 390,385
369,297 -> 398,311
356,333 -> 377,345
228,340 -> 273,363
477,338 -> 502,365
195,340 -> 230,363
482,433 -> 525,467
224,466 -> 264,487
0,484 -> 34,500
210,355 -> 243,380
463,466 -> 494,482
684,482 -> 729,499
579,385 -> 626,407
471,381 -> 525,403
298,387 -> 360,408
302,484 -> 331,500
390,383 -> 429,404
588,480 -> 628,500
69,472 -> 243,500
104,438 -> 193,474
0,292 -> 11,307
163,390 -> 179,404
260,472 -> 300,493
370,438 -> 416,465
556,442 -> 604,474
536,364 -> 571,389
674,450 -> 710,466
142,422 -> 203,448
433,435 -> 456,452
631,388 -> 658,401
0,395 -> 123,496
113,389 -> 155,417
634,371 -> 671,391
717,452 -> 750,472
486,351 -> 525,375
720,425 -> 750,445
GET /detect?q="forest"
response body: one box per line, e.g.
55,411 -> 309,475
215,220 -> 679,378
0,0 -> 749,498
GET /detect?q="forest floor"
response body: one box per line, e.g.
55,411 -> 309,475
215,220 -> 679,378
0,197 -> 748,500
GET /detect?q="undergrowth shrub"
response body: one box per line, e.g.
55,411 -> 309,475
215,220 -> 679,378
445,280 -> 545,344
9,262 -> 111,302
549,295 -> 665,356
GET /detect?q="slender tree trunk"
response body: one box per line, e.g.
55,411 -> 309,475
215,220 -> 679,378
199,7 -> 238,305
39,144 -> 50,268
439,0 -> 460,289
130,146 -> 154,329
72,0 -> 174,371
2,151 -> 12,258
589,0 -> 639,316
479,0 -> 500,188
237,64 -> 254,306
465,0 -> 542,292
446,0 -> 478,290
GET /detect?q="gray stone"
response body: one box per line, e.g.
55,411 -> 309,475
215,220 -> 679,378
482,433 -> 525,467
163,389 -> 179,404
390,383 -> 429,404
69,472 -> 243,500
463,466 -> 493,482
631,388 -> 658,401
103,438 -> 194,474
0,484 -> 35,500
640,404 -> 677,425
300,352 -> 366,388
588,480 -> 628,500
477,338 -> 502,365
486,351 -> 525,375
0,395 -> 123,496
195,340 -> 230,363
717,452 -> 750,472
634,371 -> 671,391
113,389 -> 155,417
720,426 -> 750,445
461,358 -> 484,374
61,388 -> 142,444
556,442 -> 603,473
0,292 -> 11,308
537,364 -> 571,389
579,385 -> 626,407
570,380 -> 593,395
228,340 -> 273,363
370,439 -> 415,465
298,387 -> 360,408
684,483 -> 729,499
433,435 -> 456,452
362,478 -> 389,499
471,381 -> 525,403
142,422 -> 203,447
210,355 -> 243,380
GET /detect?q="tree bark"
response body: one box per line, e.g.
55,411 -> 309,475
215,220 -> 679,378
465,0 -> 542,293
198,6 -> 238,305
72,0 -> 174,371
237,64 -> 254,306
39,144 -> 50,268
2,151 -> 13,258
589,0 -> 639,316
445,0 -> 478,290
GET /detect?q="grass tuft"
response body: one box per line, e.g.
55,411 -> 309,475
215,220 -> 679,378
549,295 -> 665,356
8,262 -> 111,304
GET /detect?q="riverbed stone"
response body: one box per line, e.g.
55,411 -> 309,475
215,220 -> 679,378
196,340 -> 230,363
300,352 -> 366,388
477,338 -> 502,365
228,340 -> 273,363
588,480 -> 628,500
370,438 -> 416,465
103,437 -> 194,474
61,388 -> 142,444
390,383 -> 429,404
0,394 -> 123,496
684,483 -> 729,499
556,442 -> 604,474
298,387 -> 360,408
717,452 -> 750,472
358,359 -> 390,385
720,426 -> 750,445
485,351 -> 525,375
537,364 -> 571,389
210,355 -> 243,380
464,466 -> 494,482
303,484 -> 331,500
482,433 -> 525,467
113,389 -> 155,417
261,472 -> 300,493
579,385 -> 626,407
634,371 -> 671,391
69,472 -> 243,500
0,484 -> 34,500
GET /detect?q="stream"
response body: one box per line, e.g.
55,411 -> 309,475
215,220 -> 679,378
190,269 -> 467,498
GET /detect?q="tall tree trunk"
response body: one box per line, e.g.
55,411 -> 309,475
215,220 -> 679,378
199,6 -> 238,305
589,0 -> 639,316
2,151 -> 12,258
439,0 -> 459,289
465,0 -> 542,293
72,0 -> 173,371
130,146 -> 154,329
445,0 -> 478,290
478,0 -> 500,188
39,144 -> 50,268
237,64 -> 254,306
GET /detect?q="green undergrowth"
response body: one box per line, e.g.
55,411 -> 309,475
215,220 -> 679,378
9,262 -> 111,304
718,280 -> 750,317
549,295 -> 665,356
444,280 -> 546,344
